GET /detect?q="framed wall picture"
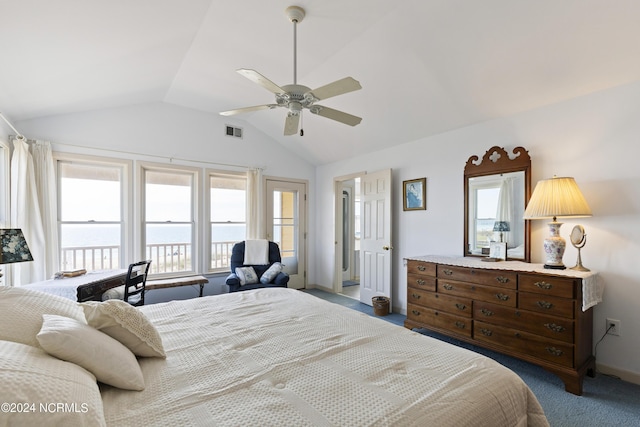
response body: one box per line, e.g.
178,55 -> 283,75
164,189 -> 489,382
403,178 -> 426,211
489,241 -> 507,261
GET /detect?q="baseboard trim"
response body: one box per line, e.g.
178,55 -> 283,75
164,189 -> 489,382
596,363 -> 640,386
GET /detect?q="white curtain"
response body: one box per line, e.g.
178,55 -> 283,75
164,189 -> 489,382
247,168 -> 265,239
496,177 -> 516,248
31,141 -> 59,278
10,138 -> 58,285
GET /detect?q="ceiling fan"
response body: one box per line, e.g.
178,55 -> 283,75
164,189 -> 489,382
219,6 -> 362,136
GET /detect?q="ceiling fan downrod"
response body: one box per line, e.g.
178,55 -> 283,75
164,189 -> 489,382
286,6 -> 305,85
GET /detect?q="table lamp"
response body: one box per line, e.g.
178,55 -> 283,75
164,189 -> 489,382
493,221 -> 510,242
0,229 -> 34,280
523,177 -> 592,269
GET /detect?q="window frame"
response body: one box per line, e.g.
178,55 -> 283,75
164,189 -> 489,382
205,169 -> 248,274
54,153 -> 132,272
138,162 -> 200,278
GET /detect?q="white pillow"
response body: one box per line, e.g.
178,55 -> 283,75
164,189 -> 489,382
0,340 -> 107,427
235,266 -> 259,285
36,314 -> 145,391
260,262 -> 283,284
81,299 -> 165,358
0,285 -> 87,348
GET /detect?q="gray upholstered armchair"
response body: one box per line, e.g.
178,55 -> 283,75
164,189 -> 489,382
225,241 -> 289,292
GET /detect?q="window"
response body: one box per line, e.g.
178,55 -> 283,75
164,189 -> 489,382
208,172 -> 246,272
142,165 -> 197,276
57,159 -> 127,271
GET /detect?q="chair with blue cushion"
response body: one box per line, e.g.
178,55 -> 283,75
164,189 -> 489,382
225,241 -> 289,292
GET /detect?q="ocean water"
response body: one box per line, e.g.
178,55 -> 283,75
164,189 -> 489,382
60,224 -> 245,247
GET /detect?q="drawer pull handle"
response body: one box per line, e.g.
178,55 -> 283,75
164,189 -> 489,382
480,328 -> 493,336
496,276 -> 510,284
480,308 -> 494,316
546,347 -> 564,357
411,310 -> 421,316
455,303 -> 467,311
411,293 -> 421,299
515,311 -> 521,317
495,293 -> 510,301
442,284 -> 453,291
416,279 -> 426,286
535,281 -> 553,290
455,321 -> 466,329
515,332 -> 521,338
442,269 -> 453,276
545,323 -> 566,333
417,265 -> 426,271
537,301 -> 554,309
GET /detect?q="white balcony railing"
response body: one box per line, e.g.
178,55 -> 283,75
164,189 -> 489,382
60,241 -> 239,274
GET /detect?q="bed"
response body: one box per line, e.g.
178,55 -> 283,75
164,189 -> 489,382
0,286 -> 549,426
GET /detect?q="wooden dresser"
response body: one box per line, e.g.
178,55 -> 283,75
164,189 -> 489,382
404,256 -> 599,395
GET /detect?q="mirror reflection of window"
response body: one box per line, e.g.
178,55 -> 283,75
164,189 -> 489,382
475,186 -> 500,250
468,171 -> 525,257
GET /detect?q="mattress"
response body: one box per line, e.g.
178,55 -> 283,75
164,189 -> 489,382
101,288 -> 549,426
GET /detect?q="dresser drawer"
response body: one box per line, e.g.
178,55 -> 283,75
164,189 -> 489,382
519,274 -> 576,298
519,292 -> 575,319
438,279 -> 517,307
407,303 -> 472,338
408,287 -> 472,317
407,273 -> 436,291
474,302 -> 574,343
407,260 -> 436,276
437,265 -> 517,289
474,321 -> 574,367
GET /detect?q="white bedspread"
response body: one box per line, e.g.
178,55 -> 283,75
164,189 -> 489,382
101,288 -> 548,427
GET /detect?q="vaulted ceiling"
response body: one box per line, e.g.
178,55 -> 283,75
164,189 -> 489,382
2,0 -> 640,165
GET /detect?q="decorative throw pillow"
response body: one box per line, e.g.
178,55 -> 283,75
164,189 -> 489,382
82,299 -> 166,358
260,262 -> 283,284
0,340 -> 107,427
235,266 -> 259,286
0,285 -> 87,349
36,314 -> 145,391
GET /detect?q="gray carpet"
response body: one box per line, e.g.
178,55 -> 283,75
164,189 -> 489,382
303,288 -> 640,427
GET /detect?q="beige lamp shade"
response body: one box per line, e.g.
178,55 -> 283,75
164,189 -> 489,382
524,177 -> 592,220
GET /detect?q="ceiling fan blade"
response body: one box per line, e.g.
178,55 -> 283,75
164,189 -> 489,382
237,69 -> 285,94
310,106 -> 362,127
219,104 -> 277,116
308,77 -> 362,101
284,113 -> 300,136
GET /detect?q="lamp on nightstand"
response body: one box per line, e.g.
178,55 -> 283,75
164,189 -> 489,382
523,177 -> 592,269
0,229 -> 34,280
493,221 -> 510,243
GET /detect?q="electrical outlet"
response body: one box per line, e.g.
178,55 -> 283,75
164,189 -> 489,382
606,318 -> 621,336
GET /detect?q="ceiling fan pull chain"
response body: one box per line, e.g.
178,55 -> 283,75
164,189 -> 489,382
300,111 -> 304,136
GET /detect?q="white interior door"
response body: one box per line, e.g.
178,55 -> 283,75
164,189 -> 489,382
265,179 -> 307,289
359,169 -> 392,307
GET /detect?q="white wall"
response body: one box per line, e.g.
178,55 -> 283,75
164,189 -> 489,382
315,81 -> 640,382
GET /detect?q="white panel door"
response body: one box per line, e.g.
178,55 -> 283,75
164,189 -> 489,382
265,179 -> 307,289
359,169 -> 392,307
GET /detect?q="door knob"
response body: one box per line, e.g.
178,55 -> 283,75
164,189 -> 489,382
383,246 -> 392,251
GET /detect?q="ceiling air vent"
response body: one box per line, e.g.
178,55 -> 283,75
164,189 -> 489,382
225,125 -> 243,139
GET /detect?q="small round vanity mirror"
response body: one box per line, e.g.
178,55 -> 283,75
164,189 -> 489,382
570,225 -> 586,248
569,225 -> 589,272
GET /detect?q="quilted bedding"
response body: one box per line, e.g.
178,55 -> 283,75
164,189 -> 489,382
101,288 -> 549,426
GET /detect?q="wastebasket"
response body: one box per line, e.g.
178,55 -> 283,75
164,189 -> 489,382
372,296 -> 390,316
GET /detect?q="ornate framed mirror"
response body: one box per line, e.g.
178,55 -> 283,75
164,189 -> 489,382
464,146 -> 531,262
